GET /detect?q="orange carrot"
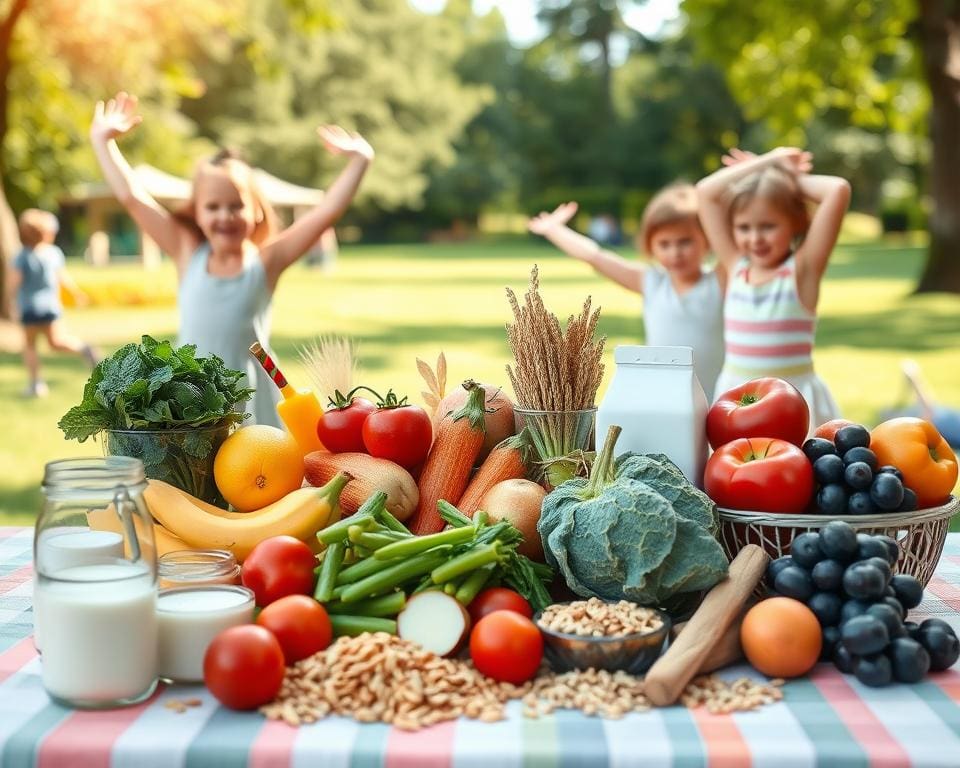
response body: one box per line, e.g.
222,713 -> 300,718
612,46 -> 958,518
457,429 -> 532,517
408,380 -> 487,534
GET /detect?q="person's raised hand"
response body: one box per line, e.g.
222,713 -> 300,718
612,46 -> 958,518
767,146 -> 813,175
318,125 -> 374,161
721,148 -> 756,167
527,202 -> 579,235
90,92 -> 143,143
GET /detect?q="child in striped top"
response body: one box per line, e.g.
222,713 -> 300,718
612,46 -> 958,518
527,183 -> 725,399
696,147 -> 851,432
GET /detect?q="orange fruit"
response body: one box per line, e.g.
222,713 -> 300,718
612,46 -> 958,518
740,597 -> 822,678
813,418 -> 856,442
214,425 -> 305,512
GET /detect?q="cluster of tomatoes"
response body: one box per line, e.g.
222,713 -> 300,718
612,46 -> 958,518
318,387 -> 433,470
703,378 -> 958,515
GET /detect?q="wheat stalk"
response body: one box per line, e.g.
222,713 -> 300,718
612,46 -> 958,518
504,266 -> 605,481
298,335 -> 359,403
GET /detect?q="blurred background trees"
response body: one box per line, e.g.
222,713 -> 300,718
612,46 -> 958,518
0,0 -> 956,310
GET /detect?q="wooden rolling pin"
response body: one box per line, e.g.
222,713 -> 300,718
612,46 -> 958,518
670,605 -> 751,675
644,544 -> 769,706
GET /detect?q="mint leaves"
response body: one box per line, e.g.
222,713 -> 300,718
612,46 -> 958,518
59,335 -> 255,442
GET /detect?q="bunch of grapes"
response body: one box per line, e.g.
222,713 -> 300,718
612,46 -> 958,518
803,424 -> 917,516
767,520 -> 959,686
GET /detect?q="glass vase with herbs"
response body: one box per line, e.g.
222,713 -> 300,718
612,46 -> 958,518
58,335 -> 254,506
505,265 -> 605,488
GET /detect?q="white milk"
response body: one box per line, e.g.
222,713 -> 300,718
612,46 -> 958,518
35,561 -> 157,706
157,586 -> 255,682
33,528 -> 125,652
596,345 -> 709,485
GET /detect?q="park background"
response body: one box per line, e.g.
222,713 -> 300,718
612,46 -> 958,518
0,0 -> 957,524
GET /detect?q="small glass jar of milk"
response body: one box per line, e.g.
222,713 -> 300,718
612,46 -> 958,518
34,457 -> 158,709
157,586 -> 255,682
596,346 -> 709,486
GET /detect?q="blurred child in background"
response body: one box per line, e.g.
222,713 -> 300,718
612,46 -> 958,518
90,92 -> 373,426
7,209 -> 98,398
527,183 -> 725,398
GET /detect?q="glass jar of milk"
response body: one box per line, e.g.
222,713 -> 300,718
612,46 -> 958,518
34,457 -> 158,709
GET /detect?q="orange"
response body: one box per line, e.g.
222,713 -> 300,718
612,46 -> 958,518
740,597 -> 822,678
214,425 -> 305,512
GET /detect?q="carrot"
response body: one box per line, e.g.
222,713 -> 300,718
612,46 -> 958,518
456,429 -> 532,517
408,380 -> 487,535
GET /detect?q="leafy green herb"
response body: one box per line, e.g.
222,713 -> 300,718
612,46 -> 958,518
59,335 -> 254,441
58,335 -> 255,504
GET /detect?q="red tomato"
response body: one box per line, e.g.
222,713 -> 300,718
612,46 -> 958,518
362,405 -> 433,470
203,625 -> 285,709
704,437 -> 814,514
813,418 -> 856,442
468,587 -> 533,625
241,536 -> 317,607
707,377 -> 810,449
256,595 -> 333,664
318,397 -> 377,453
469,610 -> 543,684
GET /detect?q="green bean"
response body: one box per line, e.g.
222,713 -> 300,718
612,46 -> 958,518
334,544 -> 452,586
473,510 -> 488,529
375,508 -> 413,535
373,525 -> 476,561
325,591 -> 406,617
316,512 -> 375,545
355,491 -> 389,516
455,563 -> 495,605
329,615 -> 397,637
348,531 -> 399,550
313,541 -> 345,602
438,499 -> 473,528
340,549 -> 451,603
443,581 -> 459,596
431,543 -> 501,584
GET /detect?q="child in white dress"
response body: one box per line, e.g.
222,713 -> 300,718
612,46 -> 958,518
527,183 -> 725,399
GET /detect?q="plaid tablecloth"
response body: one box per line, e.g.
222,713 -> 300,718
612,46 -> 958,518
1,526 -> 958,768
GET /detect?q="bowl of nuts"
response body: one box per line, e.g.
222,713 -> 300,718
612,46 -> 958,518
534,597 -> 670,675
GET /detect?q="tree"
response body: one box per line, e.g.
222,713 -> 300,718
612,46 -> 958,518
682,0 -> 960,292
0,0 -> 238,317
180,0 -> 488,214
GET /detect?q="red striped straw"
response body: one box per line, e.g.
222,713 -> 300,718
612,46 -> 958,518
249,342 -> 293,395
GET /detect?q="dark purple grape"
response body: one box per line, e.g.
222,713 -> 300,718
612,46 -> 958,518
817,484 -> 849,515
775,566 -> 815,602
833,642 -> 856,674
866,603 -> 905,639
890,574 -> 923,610
853,653 -> 893,687
841,599 -> 873,624
790,532 -> 824,569
812,559 -> 845,592
857,534 -> 891,562
870,473 -> 904,511
767,556 -> 795,588
841,615 -> 890,656
843,446 -> 879,471
887,637 -> 930,683
873,535 -> 900,565
819,520 -> 859,562
881,596 -> 906,621
821,625 -> 841,660
845,462 -> 874,491
918,627 -> 960,671
843,562 -> 888,601
809,591 -> 844,627
878,465 -> 904,481
835,424 -> 871,454
847,491 -> 876,515
803,437 -> 836,463
814,454 -> 845,485
897,487 -> 918,512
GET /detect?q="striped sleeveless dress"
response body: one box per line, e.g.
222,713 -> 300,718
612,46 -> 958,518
713,255 -> 839,432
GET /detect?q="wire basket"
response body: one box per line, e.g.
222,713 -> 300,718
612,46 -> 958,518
717,496 -> 958,588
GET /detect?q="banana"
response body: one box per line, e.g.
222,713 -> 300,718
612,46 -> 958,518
147,471 -> 352,561
86,506 -> 191,557
144,479 -> 240,519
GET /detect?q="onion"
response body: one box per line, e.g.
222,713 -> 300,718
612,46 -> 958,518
478,479 -> 546,561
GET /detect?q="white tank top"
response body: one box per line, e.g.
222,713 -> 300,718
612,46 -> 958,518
642,266 -> 724,399
177,244 -> 282,428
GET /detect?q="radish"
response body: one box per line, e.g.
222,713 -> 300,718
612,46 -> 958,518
397,591 -> 471,656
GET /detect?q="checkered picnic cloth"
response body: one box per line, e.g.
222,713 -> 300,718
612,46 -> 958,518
1,527 -> 958,768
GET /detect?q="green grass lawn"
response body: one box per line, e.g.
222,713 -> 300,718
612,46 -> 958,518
3,237 -> 959,529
